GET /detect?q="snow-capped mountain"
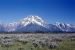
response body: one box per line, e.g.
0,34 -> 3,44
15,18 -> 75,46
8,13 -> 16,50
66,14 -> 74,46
18,15 -> 48,27
0,15 -> 75,32
15,15 -> 50,32
55,22 -> 75,32
3,22 -> 18,32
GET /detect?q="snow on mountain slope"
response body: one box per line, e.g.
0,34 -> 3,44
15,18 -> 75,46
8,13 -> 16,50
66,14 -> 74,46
3,22 -> 18,32
55,22 -> 75,32
15,22 -> 50,32
0,15 -> 75,32
18,15 -> 48,27
15,15 -> 50,32
48,24 -> 62,32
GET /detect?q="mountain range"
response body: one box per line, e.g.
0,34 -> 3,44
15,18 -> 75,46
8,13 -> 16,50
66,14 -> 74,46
0,15 -> 75,33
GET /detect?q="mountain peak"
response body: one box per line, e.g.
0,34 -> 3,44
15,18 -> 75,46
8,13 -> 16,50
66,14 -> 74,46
23,15 -> 43,22
19,15 -> 47,26
27,15 -> 39,18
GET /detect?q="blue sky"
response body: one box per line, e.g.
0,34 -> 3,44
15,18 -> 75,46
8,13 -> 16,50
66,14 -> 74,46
0,0 -> 75,24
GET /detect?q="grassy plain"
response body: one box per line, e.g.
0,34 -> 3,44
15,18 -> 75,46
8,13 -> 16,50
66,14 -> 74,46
0,33 -> 75,50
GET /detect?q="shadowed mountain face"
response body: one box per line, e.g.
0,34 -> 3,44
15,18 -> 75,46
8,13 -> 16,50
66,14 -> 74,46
0,24 -> 5,32
15,23 -> 50,32
0,15 -> 75,32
